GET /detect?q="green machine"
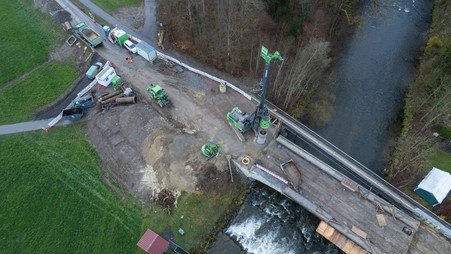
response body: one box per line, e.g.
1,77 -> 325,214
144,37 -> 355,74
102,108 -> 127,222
147,83 -> 170,107
201,142 -> 220,159
227,46 -> 283,134
111,76 -> 124,91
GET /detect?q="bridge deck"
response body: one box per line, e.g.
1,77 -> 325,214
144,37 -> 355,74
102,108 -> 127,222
239,138 -> 420,254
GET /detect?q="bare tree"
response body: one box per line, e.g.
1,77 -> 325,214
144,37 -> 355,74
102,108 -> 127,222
273,39 -> 332,109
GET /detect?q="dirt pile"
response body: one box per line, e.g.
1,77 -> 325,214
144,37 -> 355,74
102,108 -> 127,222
87,100 -> 230,202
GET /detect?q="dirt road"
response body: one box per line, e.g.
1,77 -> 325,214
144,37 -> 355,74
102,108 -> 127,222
142,0 -> 157,40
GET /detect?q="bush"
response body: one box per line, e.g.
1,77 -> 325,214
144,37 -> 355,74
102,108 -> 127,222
425,36 -> 444,55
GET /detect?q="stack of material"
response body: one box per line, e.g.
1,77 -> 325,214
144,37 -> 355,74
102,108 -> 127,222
316,221 -> 367,254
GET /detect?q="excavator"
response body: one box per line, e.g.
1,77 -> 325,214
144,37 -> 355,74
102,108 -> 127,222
227,46 -> 283,135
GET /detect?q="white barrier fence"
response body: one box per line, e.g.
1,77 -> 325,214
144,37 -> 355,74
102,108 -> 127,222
156,52 -> 253,101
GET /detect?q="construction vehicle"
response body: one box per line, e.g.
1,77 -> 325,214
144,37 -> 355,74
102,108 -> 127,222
74,95 -> 94,109
74,22 -> 102,48
227,46 -> 283,134
227,107 -> 254,133
104,26 -> 141,53
111,76 -> 124,91
147,83 -> 170,107
201,142 -> 220,159
86,62 -> 103,79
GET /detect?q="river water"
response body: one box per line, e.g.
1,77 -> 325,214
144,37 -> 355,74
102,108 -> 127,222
209,0 -> 432,253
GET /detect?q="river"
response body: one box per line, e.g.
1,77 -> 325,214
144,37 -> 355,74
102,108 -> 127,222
209,0 -> 432,253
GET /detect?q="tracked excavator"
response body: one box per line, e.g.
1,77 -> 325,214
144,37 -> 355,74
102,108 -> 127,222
227,46 -> 283,135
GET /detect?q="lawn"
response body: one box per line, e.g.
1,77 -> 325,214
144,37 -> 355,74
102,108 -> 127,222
0,0 -> 65,87
0,125 -> 143,253
433,124 -> 451,139
432,149 -> 451,173
0,62 -> 78,124
91,0 -> 143,12
142,186 -> 244,252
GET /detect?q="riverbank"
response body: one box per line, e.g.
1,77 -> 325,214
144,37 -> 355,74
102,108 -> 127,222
389,0 -> 451,221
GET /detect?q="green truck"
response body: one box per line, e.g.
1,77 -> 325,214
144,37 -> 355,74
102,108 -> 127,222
74,22 -> 102,48
147,83 -> 170,107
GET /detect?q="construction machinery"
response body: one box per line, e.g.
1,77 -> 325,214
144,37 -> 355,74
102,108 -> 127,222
111,76 -> 124,91
227,46 -> 283,135
85,62 -> 103,79
201,142 -> 220,159
74,95 -> 94,109
148,83 -> 170,107
74,22 -> 102,48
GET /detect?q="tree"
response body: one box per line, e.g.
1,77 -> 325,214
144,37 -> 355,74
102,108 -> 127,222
272,39 -> 332,110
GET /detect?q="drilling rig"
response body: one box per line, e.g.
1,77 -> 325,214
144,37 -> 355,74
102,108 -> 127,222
227,46 -> 283,140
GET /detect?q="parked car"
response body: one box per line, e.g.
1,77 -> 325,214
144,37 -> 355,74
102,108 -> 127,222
124,40 -> 137,54
86,62 -> 103,79
74,95 -> 94,109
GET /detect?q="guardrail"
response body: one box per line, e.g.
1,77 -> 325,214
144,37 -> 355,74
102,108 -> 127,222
261,99 -> 451,238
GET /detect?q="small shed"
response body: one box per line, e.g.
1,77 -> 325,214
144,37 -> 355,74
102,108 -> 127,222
137,229 -> 169,254
414,167 -> 451,206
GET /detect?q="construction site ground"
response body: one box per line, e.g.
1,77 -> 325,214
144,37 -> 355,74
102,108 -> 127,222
85,41 -> 258,202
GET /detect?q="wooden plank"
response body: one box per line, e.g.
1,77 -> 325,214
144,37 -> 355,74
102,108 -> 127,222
341,177 -> 359,192
343,241 -> 355,253
324,225 -> 335,238
352,226 -> 368,239
330,231 -> 341,243
227,122 -> 245,142
336,234 -> 348,249
350,245 -> 363,254
376,213 -> 387,227
317,221 -> 367,254
316,221 -> 328,235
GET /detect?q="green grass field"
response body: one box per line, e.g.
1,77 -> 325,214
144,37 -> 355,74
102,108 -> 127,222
0,62 -> 77,125
432,149 -> 451,173
0,0 -> 65,87
142,187 -> 243,251
0,124 -> 244,252
91,0 -> 143,12
0,125 -> 143,253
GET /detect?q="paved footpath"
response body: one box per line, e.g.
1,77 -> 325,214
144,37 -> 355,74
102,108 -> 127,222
0,119 -> 72,136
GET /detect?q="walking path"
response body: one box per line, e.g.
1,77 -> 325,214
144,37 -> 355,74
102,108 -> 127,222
142,0 -> 157,40
0,119 -> 72,136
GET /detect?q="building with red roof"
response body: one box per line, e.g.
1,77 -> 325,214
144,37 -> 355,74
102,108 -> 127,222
137,229 -> 169,254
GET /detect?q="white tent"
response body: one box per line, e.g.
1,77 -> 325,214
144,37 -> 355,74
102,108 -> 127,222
414,167 -> 451,206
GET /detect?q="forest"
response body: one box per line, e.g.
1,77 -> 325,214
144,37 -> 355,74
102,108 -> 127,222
158,0 -> 358,125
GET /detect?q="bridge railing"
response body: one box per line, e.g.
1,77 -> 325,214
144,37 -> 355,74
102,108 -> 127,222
261,99 -> 451,237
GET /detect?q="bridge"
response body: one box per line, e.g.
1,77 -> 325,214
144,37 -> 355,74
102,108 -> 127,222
55,1 -> 451,253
